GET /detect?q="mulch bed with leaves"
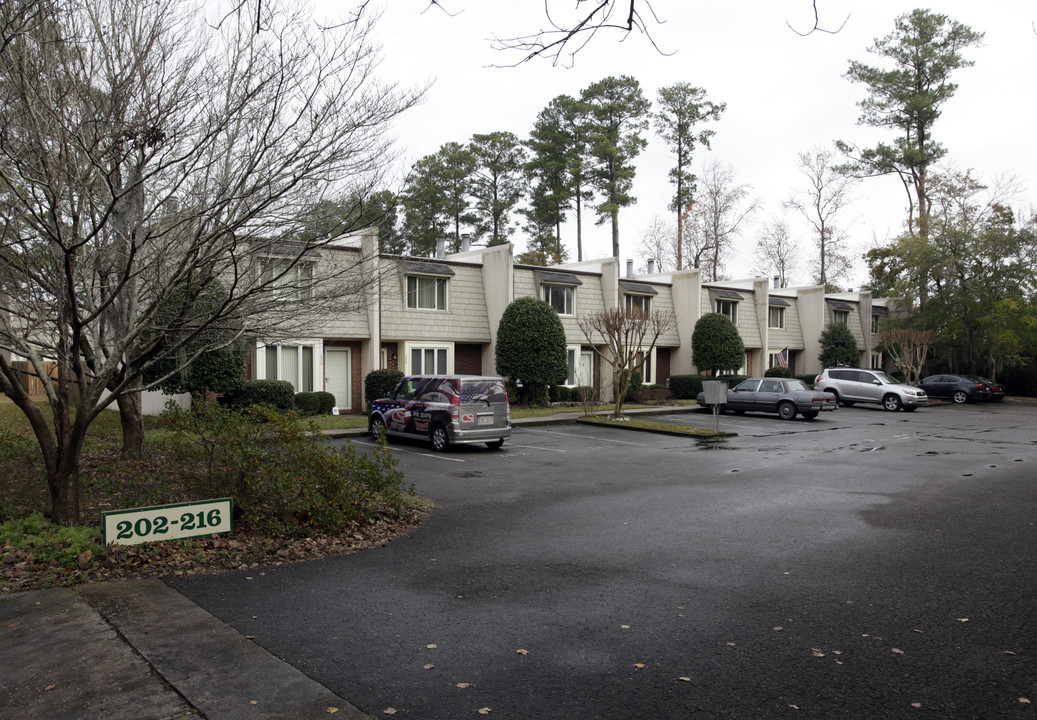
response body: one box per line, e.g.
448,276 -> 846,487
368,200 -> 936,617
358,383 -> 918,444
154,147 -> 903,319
2,513 -> 427,594
1,445 -> 431,595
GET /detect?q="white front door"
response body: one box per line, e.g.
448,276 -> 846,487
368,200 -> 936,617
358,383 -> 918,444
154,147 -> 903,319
325,348 -> 352,411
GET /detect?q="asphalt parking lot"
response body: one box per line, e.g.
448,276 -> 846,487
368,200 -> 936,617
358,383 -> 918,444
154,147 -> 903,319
171,401 -> 1037,719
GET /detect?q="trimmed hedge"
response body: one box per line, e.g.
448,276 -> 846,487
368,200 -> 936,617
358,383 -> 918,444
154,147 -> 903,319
365,369 -> 403,411
549,385 -> 572,402
295,392 -> 320,415
228,379 -> 296,411
315,391 -> 336,413
764,366 -> 792,378
573,385 -> 597,402
668,375 -> 705,399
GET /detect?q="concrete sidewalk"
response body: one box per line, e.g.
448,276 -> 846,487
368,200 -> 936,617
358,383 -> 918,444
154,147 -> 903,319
0,580 -> 371,720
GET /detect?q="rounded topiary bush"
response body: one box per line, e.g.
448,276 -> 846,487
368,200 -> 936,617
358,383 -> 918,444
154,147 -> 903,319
692,313 -> 745,375
495,296 -> 568,406
315,391 -> 336,413
764,366 -> 792,378
294,392 -> 320,415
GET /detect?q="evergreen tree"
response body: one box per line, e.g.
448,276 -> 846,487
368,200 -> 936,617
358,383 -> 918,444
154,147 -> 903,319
653,83 -> 725,270
469,131 -> 527,246
819,322 -> 859,368
581,76 -> 651,259
838,9 -> 983,303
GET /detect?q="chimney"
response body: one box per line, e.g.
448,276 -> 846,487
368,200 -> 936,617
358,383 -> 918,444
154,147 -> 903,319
648,258 -> 655,274
436,238 -> 445,259
461,234 -> 471,253
626,260 -> 634,279
773,275 -> 780,289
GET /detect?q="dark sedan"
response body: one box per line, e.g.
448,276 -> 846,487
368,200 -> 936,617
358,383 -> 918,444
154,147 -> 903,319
918,374 -> 991,404
696,377 -> 838,420
966,375 -> 1007,402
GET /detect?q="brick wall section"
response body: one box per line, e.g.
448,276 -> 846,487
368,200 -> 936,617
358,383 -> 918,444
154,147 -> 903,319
454,344 -> 483,375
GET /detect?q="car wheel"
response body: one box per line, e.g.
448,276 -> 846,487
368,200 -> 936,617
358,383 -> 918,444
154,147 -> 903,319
952,390 -> 968,404
430,424 -> 449,452
485,438 -> 505,450
883,394 -> 902,412
800,411 -> 819,420
777,402 -> 796,420
370,415 -> 387,441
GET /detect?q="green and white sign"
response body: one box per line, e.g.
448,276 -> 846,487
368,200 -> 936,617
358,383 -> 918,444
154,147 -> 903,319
103,498 -> 233,546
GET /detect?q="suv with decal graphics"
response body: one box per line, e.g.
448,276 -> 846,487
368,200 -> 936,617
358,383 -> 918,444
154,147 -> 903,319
369,375 -> 511,451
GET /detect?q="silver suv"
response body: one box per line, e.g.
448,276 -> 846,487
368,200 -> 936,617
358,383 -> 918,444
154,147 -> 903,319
814,368 -> 927,412
369,375 -> 511,451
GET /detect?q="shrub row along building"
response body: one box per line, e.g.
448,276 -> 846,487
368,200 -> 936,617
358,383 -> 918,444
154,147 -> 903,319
251,231 -> 893,413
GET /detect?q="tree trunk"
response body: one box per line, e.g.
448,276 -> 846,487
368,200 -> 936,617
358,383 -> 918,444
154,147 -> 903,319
576,193 -> 584,261
117,387 -> 145,459
48,454 -> 82,526
611,211 -> 620,259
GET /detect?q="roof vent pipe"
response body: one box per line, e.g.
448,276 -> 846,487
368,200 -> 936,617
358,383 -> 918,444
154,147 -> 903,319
648,258 -> 655,274
436,238 -> 446,259
773,275 -> 780,289
461,234 -> 471,253
626,260 -> 634,279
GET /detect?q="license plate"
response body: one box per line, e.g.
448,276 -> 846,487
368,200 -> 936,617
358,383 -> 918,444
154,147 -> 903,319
478,415 -> 494,425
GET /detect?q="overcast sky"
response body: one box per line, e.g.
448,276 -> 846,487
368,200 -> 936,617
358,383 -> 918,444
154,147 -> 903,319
317,1 -> 1037,288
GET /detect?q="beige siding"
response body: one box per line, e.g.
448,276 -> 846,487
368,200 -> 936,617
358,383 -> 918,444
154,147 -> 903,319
767,299 -> 805,351
317,248 -> 372,338
381,261 -> 490,342
702,287 -> 761,349
515,267 -> 607,345
827,303 -> 866,348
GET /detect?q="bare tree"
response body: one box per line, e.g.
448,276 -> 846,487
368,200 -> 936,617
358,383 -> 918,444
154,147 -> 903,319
684,159 -> 757,281
785,146 -> 856,289
636,213 -> 676,273
880,328 -> 939,386
577,307 -> 675,418
482,1 -> 845,66
0,0 -> 423,524
752,218 -> 798,287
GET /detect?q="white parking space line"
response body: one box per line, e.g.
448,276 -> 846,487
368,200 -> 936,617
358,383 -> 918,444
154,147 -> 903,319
355,439 -> 467,462
520,427 -> 649,446
507,444 -> 568,453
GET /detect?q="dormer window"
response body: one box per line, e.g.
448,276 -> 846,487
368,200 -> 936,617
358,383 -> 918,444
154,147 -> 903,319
407,276 -> 446,310
535,269 -> 582,317
401,259 -> 454,311
619,279 -> 658,316
543,284 -> 574,315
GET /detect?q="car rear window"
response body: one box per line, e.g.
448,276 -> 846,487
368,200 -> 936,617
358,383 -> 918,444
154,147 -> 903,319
460,379 -> 507,403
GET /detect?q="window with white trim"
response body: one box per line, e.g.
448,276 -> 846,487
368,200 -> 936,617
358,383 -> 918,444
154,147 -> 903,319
833,309 -> 849,325
410,345 -> 449,374
871,351 -> 883,369
407,275 -> 447,310
769,306 -> 785,329
716,299 -> 738,324
262,259 -> 313,302
543,285 -> 574,315
633,348 -> 654,384
260,343 -> 316,392
625,294 -> 652,314
872,314 -> 881,334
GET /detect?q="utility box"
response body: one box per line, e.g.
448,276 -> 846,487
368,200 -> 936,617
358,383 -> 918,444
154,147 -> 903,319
702,380 -> 728,405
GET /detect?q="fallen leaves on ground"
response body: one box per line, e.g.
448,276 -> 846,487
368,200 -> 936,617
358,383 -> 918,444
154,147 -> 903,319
2,513 -> 427,593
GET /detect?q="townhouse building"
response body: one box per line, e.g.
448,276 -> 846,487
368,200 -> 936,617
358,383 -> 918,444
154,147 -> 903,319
247,230 -> 895,413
